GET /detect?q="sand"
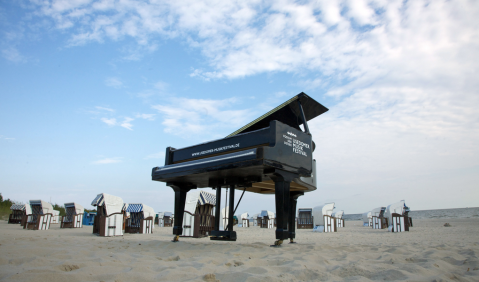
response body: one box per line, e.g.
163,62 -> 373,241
0,218 -> 478,281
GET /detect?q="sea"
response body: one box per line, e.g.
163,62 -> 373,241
343,207 -> 479,221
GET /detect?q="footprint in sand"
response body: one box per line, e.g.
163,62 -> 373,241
59,265 -> 79,272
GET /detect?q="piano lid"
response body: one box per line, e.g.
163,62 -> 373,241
226,92 -> 328,137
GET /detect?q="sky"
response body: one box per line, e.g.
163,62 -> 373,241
0,0 -> 478,215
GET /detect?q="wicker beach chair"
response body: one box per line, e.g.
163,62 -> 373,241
371,207 -> 387,229
91,193 -> 124,236
24,200 -> 54,230
82,212 -> 96,226
259,210 -> 274,229
124,204 -> 155,234
332,210 -> 345,228
362,211 -> 372,226
61,202 -> 84,228
385,200 -> 411,232
8,204 -> 26,224
180,190 -> 216,238
312,203 -> 336,232
241,212 -> 250,227
50,210 -> 60,224
297,208 -> 314,229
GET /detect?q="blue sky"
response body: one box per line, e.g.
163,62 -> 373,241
1,0 -> 478,215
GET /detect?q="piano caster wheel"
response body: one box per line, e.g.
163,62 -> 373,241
270,239 -> 283,247
289,239 -> 296,244
172,235 -> 179,242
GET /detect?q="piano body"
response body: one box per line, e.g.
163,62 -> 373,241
152,92 -> 328,246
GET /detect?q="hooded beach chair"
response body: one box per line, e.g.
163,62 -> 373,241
312,203 -> 336,232
82,212 -> 96,226
91,193 -> 124,236
297,208 -> 314,229
61,202 -> 84,228
50,210 -> 60,224
125,204 -> 155,234
158,212 -> 173,227
362,211 -> 372,226
371,207 -> 387,229
181,190 -> 216,238
241,212 -> 249,227
386,200 -> 411,232
259,210 -> 275,228
333,210 -> 345,228
8,204 -> 26,224
24,200 -> 54,230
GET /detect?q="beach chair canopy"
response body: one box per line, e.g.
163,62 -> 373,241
52,210 -> 60,216
126,204 -> 155,218
184,190 -> 216,214
312,202 -> 335,226
91,193 -> 124,216
371,207 -> 386,217
164,212 -> 172,217
241,212 -> 249,219
29,200 -> 54,215
64,202 -> 84,214
298,208 -> 313,217
260,210 -> 274,218
333,210 -> 344,219
10,204 -> 25,211
385,200 -> 407,223
157,212 -> 164,218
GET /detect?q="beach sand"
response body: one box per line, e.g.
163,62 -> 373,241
0,218 -> 478,281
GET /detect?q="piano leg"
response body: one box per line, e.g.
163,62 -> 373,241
170,185 -> 191,242
288,192 -> 304,243
210,185 -> 237,241
214,186 -> 221,231
271,170 -> 297,247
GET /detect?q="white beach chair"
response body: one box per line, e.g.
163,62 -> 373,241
50,210 -> 60,224
241,212 -> 249,227
385,200 -> 411,232
61,202 -> 84,228
333,210 -> 344,228
297,208 -> 314,229
312,203 -> 336,232
8,204 -> 26,224
181,190 -> 216,238
259,210 -> 275,228
24,200 -> 54,230
91,193 -> 124,236
371,207 -> 387,229
362,211 -> 372,226
125,204 -> 155,234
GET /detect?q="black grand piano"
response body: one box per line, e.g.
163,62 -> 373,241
152,92 -> 328,246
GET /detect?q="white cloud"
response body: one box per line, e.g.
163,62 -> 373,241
92,157 -> 123,164
135,113 -> 156,121
0,135 -> 16,141
152,97 -> 254,137
120,117 -> 134,130
2,47 -> 27,63
101,117 -> 116,126
104,77 -> 123,88
95,106 -> 115,112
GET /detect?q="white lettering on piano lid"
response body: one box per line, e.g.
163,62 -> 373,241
282,134 -> 310,157
191,143 -> 240,157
